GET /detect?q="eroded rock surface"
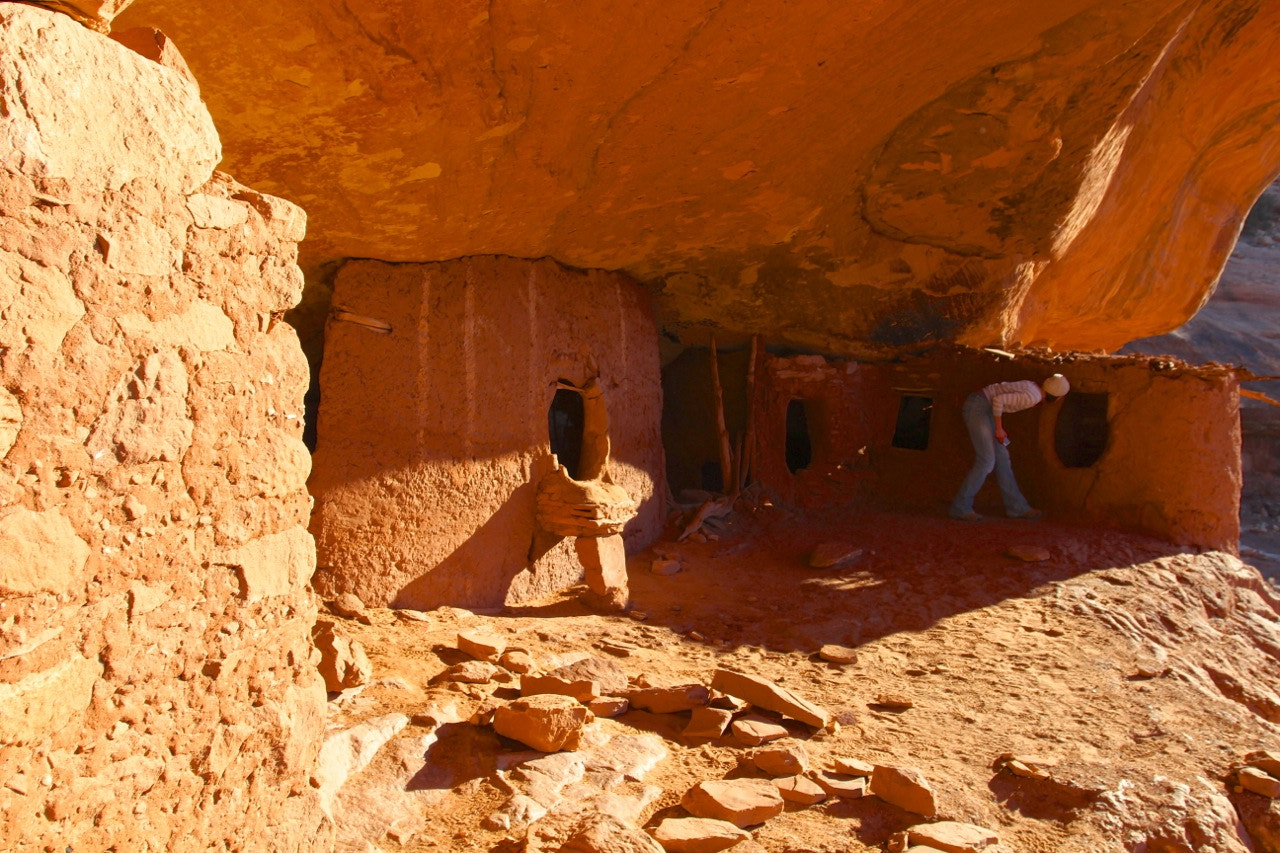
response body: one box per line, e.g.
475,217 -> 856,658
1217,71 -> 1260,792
0,6 -> 323,850
116,0 -> 1280,357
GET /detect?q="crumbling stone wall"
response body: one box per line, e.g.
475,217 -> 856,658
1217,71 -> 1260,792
309,256 -> 664,610
749,349 -> 1240,550
0,7 -> 328,850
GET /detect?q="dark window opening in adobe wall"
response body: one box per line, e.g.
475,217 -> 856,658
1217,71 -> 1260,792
700,460 -> 724,492
786,399 -> 814,474
891,395 -> 932,450
549,386 -> 585,479
1056,391 -> 1109,468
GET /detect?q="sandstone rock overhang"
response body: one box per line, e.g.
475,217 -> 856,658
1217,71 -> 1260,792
115,0 -> 1280,355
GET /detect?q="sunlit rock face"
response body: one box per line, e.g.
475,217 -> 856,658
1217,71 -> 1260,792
117,0 -> 1280,355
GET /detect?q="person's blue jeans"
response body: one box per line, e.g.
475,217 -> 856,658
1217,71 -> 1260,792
950,392 -> 1032,517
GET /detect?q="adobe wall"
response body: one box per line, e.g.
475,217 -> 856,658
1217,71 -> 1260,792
0,7 -> 328,851
752,349 -> 1240,550
309,256 -> 665,610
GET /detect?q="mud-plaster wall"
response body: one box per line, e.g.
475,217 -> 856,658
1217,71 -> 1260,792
0,8 -> 328,851
309,256 -> 665,610
750,350 -> 1240,550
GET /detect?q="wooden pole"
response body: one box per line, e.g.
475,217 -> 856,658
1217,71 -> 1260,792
709,335 -> 733,495
739,334 -> 760,492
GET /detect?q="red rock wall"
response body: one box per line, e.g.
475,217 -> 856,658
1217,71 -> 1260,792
0,7 -> 328,851
309,256 -> 665,610
750,351 -> 1240,550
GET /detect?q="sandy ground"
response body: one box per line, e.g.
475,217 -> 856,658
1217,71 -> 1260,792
320,505 -> 1280,852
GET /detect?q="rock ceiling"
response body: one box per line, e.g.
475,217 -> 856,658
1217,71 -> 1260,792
113,0 -> 1280,355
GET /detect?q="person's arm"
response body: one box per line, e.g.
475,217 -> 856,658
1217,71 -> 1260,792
994,413 -> 1007,445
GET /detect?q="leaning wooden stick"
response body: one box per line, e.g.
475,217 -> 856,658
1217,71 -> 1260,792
709,334 -> 733,494
739,334 -> 760,492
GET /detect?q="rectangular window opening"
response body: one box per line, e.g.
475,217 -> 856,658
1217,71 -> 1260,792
892,395 -> 932,450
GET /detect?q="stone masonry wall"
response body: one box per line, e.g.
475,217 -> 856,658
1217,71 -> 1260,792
309,256 -> 665,610
0,7 -> 328,851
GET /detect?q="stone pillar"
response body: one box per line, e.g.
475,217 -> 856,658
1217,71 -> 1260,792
0,7 -> 328,851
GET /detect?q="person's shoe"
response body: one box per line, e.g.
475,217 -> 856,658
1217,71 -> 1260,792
1009,508 -> 1043,520
949,510 -> 982,522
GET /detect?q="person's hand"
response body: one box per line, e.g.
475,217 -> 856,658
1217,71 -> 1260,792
995,426 -> 1008,445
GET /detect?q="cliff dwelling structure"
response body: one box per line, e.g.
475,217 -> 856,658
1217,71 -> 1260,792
6,1 -> 1280,851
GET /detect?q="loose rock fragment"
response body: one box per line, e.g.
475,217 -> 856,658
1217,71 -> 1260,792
873,693 -> 914,710
329,592 -> 373,624
818,644 -> 859,665
522,673 -> 601,701
871,765 -> 937,816
438,661 -> 502,684
1006,545 -> 1051,562
906,820 -> 1000,852
774,774 -> 827,805
731,717 -> 789,746
501,649 -> 536,673
751,739 -> 809,776
683,706 -> 734,739
833,756 -> 875,777
1247,750 -> 1280,778
629,684 -> 710,713
809,542 -> 864,568
589,697 -> 630,718
681,779 -> 785,827
810,771 -> 868,799
651,558 -> 682,576
547,656 -> 630,696
458,629 -> 506,661
493,694 -> 591,752
1240,766 -> 1280,798
313,619 -> 372,691
650,817 -> 750,852
711,669 -> 833,729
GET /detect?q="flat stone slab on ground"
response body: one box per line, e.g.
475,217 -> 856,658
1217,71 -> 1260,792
650,816 -> 751,853
732,717 -> 789,746
547,656 -> 630,696
711,668 -> 833,729
774,774 -> 826,805
681,778 -> 785,827
561,813 -> 665,853
522,672 -> 601,701
457,629 -> 506,661
629,684 -> 710,713
907,820 -> 1000,852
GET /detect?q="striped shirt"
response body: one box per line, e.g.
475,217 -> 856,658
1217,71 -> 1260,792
981,380 -> 1043,417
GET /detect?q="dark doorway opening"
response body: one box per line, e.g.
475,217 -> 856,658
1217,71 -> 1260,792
1055,392 -> 1109,468
549,387 -> 585,479
700,460 -> 724,492
786,399 -> 813,473
891,395 -> 933,450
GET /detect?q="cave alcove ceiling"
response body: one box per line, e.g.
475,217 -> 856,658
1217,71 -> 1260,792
113,0 -> 1280,356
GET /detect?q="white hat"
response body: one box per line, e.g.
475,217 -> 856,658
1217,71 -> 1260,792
1042,374 -> 1070,397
